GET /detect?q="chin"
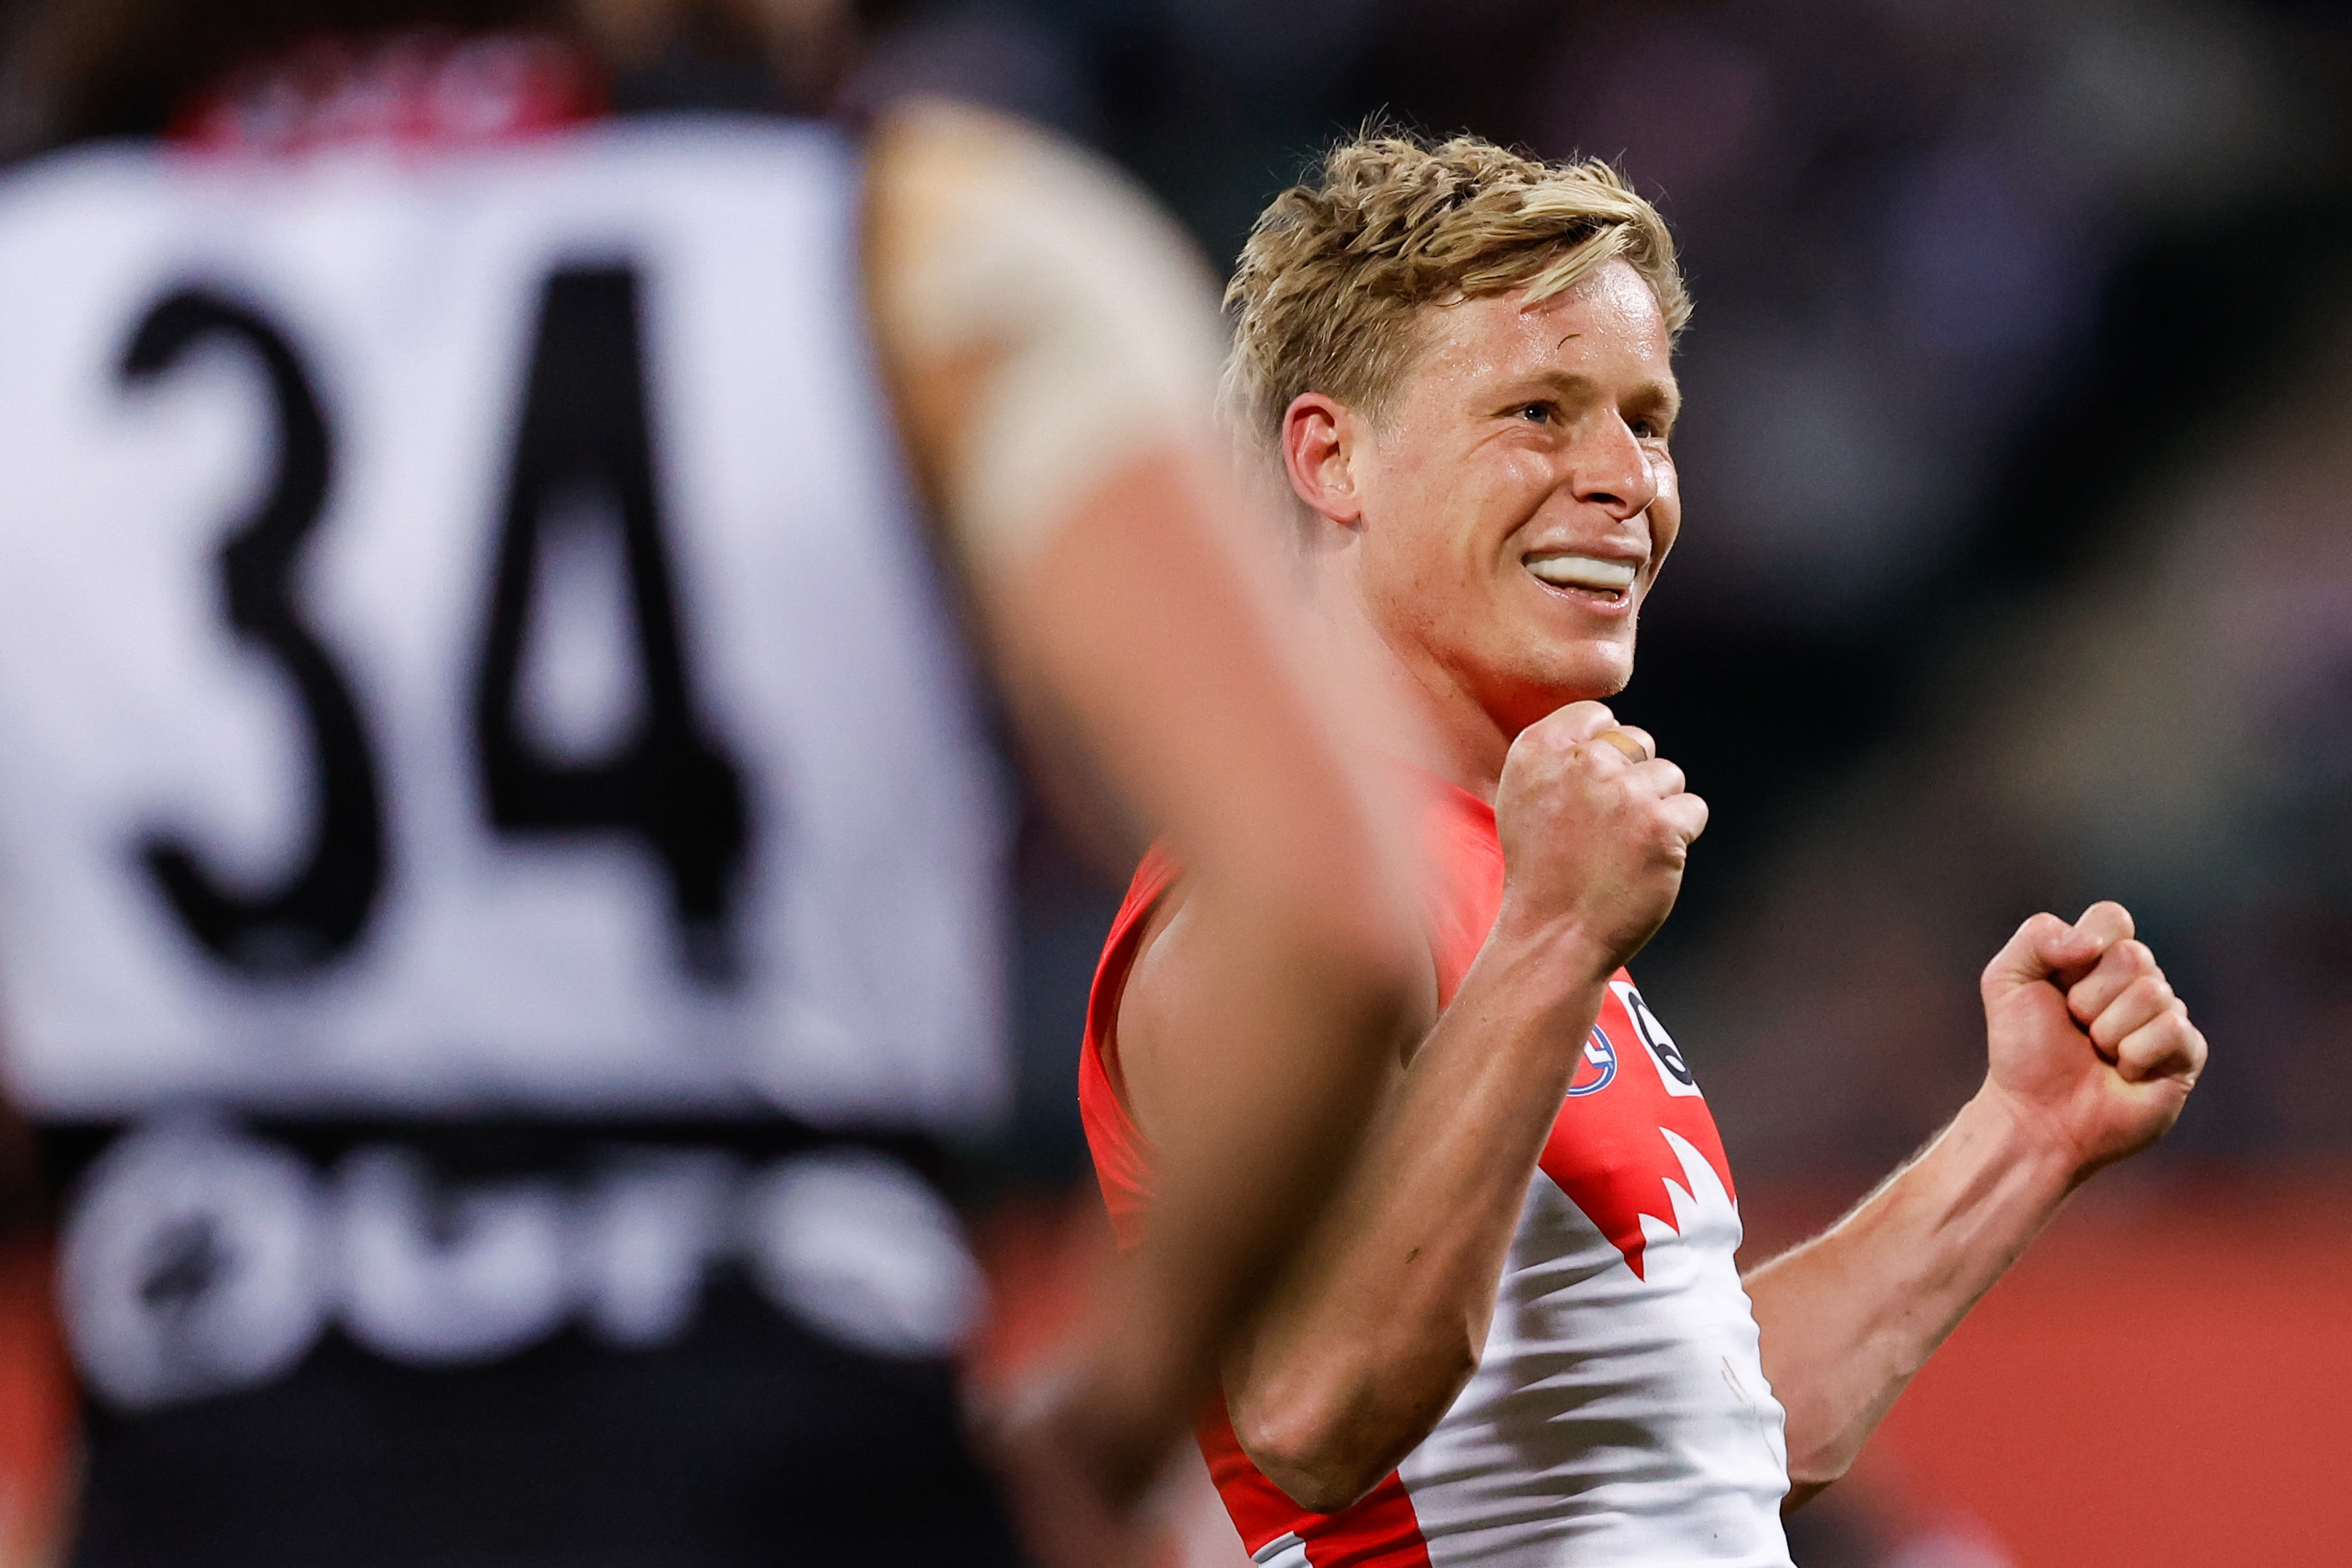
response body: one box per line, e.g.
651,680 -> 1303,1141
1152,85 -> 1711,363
1539,643 -> 1633,703
1485,656 -> 1631,735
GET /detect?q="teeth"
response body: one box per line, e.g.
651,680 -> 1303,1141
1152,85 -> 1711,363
1527,554 -> 1638,592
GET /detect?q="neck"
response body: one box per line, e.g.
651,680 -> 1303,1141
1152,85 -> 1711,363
1312,558 -> 1513,804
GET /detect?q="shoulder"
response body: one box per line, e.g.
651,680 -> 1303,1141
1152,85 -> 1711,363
862,98 -> 1229,581
866,97 -> 1209,301
861,93 -> 1225,423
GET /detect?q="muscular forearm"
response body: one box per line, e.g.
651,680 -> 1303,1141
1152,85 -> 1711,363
1744,1091 -> 2077,1507
1751,904 -> 2208,1512
1225,918 -> 1608,1511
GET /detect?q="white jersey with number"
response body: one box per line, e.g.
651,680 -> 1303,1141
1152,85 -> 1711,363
0,118 -> 1010,1131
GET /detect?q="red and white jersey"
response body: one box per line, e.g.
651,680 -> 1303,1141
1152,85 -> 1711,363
1080,762 -> 1794,1567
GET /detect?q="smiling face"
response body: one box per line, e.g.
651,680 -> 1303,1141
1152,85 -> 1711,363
1309,259 -> 1681,743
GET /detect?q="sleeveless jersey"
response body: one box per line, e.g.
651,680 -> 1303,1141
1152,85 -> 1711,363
0,100 -> 1020,1562
1081,763 -> 1794,1567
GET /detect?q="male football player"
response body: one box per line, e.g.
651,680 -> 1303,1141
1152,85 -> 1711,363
1082,134 -> 2208,1566
0,4 -> 1415,1564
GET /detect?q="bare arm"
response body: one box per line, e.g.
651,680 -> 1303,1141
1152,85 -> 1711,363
1745,902 -> 2206,1511
985,444 -> 1418,1492
1121,703 -> 1707,1512
866,102 -> 1420,1556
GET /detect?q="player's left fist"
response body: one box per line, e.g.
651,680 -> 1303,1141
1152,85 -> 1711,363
1977,901 -> 2207,1178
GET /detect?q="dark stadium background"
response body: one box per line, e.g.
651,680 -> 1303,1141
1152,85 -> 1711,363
0,1 -> 2343,1564
868,2 -> 2351,1564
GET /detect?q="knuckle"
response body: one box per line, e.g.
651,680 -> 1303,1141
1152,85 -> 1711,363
1530,714 -> 1575,748
1526,709 -> 1577,746
1560,700 -> 1613,732
1527,734 -> 1577,772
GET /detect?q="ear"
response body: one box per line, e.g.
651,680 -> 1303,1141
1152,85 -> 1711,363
1281,392 -> 1366,529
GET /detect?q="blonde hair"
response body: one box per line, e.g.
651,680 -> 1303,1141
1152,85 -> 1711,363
1222,131 -> 1689,452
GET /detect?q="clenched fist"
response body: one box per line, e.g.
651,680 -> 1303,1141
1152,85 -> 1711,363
1491,701 -> 1707,984
1980,901 -> 2206,1179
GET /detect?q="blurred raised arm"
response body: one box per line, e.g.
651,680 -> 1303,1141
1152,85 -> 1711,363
866,99 -> 1421,1558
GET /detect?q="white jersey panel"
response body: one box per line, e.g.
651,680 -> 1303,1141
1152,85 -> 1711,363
1400,1139 -> 1792,1566
0,121 -> 1010,1127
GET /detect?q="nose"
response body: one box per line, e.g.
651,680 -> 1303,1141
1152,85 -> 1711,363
1568,414 -> 1659,521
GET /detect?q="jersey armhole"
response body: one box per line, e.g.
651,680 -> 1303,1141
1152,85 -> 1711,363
1078,843 -> 1184,1246
1095,891 -> 1175,1116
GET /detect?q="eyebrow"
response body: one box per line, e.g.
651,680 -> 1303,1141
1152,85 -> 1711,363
1508,369 -> 1683,425
1635,376 -> 1683,425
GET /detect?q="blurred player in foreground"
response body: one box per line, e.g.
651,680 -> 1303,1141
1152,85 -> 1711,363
0,3 -> 1416,1564
1082,134 -> 2210,1567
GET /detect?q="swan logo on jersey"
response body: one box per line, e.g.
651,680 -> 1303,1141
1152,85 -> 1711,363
1567,1026 -> 1617,1096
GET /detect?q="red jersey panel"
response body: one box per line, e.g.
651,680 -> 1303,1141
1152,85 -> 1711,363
1079,760 -> 1792,1567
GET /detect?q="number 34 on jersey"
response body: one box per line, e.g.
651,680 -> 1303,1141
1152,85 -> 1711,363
0,124 -> 1011,1130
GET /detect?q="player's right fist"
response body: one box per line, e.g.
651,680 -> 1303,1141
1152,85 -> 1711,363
1490,700 -> 1707,983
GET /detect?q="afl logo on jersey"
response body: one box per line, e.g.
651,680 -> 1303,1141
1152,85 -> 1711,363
1567,1026 -> 1618,1096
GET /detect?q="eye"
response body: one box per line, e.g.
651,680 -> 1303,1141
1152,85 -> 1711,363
1516,401 -> 1552,424
1630,414 -> 1670,441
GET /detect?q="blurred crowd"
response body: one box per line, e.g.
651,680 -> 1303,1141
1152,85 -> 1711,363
870,0 -> 2352,1189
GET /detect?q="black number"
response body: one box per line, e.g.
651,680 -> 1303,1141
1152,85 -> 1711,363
122,269 -> 749,987
473,266 -> 752,987
123,290 -> 385,977
1625,989 -> 1694,1087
